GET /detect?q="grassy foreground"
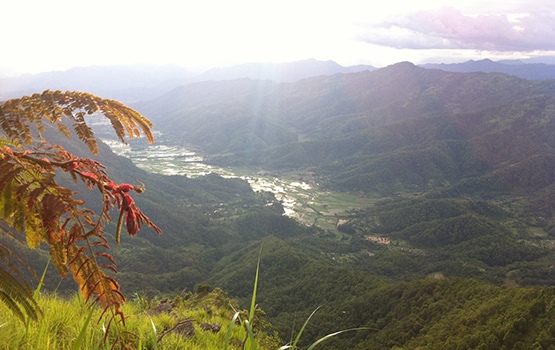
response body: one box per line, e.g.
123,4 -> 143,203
0,288 -> 280,350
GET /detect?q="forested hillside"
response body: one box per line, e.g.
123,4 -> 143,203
133,63 -> 555,192
5,63 -> 555,348
127,63 -> 555,347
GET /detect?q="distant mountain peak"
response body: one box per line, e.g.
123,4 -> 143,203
471,58 -> 494,63
420,58 -> 555,80
196,59 -> 375,83
377,61 -> 424,77
386,61 -> 419,70
391,61 -> 417,66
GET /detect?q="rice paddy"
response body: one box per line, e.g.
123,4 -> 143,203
105,140 -> 375,231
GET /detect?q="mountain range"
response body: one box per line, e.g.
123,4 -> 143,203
0,64 -> 196,103
196,58 -> 374,82
421,58 -> 555,80
132,62 -> 555,195
6,58 -> 555,348
0,59 -> 375,103
5,57 -> 555,104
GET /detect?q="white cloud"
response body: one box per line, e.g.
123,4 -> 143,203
360,4 -> 555,52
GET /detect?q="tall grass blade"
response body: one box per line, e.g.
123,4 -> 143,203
22,260 -> 50,347
23,315 -> 31,346
34,259 -> 50,299
71,306 -> 95,350
146,314 -> 158,350
282,306 -> 322,349
32,315 -> 47,350
306,328 -> 369,350
243,246 -> 262,350
224,312 -> 241,350
244,319 -> 258,350
249,246 -> 262,322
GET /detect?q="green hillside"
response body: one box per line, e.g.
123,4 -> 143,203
128,64 -> 555,347
6,63 -> 555,348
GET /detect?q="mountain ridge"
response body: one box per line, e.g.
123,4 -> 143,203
195,58 -> 375,82
3,56 -> 555,104
0,59 -> 375,103
421,58 -> 555,80
133,62 -> 555,153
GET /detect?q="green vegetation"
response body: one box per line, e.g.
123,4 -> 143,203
125,64 -> 555,348
337,278 -> 555,350
3,258 -> 555,349
0,91 -> 164,347
0,288 -> 280,350
5,65 -> 555,349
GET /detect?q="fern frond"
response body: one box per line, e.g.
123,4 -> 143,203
0,139 -> 19,148
0,267 -> 41,323
0,90 -> 155,154
68,242 -> 125,322
0,92 -> 161,347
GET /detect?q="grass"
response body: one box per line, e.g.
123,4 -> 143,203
0,294 -> 102,350
0,250 -> 361,349
0,289 -> 279,350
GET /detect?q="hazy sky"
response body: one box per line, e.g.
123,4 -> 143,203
2,0 -> 554,76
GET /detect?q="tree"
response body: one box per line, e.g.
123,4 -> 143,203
0,90 -> 161,346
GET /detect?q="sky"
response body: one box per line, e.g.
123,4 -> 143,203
1,0 -> 554,77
